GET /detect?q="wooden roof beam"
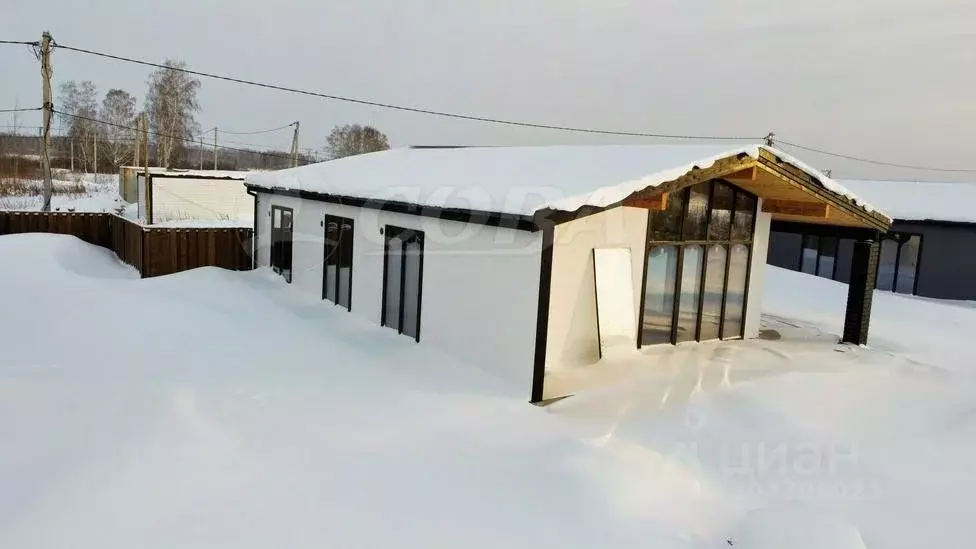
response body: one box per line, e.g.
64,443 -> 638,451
762,199 -> 829,218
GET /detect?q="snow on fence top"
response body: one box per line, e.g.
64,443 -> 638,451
837,179 -> 976,223
246,144 -> 880,218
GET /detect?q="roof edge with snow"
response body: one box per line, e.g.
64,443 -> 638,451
246,144 -> 891,231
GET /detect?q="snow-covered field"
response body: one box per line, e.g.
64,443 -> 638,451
0,234 -> 972,549
0,173 -> 125,213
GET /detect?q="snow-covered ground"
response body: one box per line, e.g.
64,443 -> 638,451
0,172 -> 125,213
0,234 -> 972,549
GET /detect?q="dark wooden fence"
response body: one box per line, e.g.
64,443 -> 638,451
1,211 -> 253,278
0,211 -> 112,248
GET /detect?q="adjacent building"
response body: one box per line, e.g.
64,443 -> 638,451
245,145 -> 891,402
120,167 -> 253,226
768,179 -> 976,300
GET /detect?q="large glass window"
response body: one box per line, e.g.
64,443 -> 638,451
699,244 -> 728,341
323,215 -> 354,310
723,244 -> 750,339
876,239 -> 898,292
683,183 -> 710,241
896,235 -> 921,294
875,233 -> 922,295
676,245 -> 704,343
641,245 -> 679,345
817,237 -> 838,278
270,205 -> 293,283
800,235 -> 819,274
382,226 -> 424,341
639,180 -> 757,347
708,183 -> 734,241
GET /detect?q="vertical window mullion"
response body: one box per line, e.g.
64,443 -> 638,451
892,236 -> 903,293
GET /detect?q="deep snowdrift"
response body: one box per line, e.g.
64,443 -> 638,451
1,234 -> 973,549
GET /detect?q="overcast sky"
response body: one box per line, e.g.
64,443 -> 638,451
1,0 -> 974,180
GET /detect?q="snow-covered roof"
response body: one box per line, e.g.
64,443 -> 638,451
246,144 -> 878,218
123,167 -> 248,180
837,179 -> 976,223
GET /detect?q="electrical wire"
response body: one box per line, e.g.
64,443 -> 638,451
0,107 -> 42,114
776,139 -> 976,174
0,40 -> 38,46
52,42 -> 761,141
54,109 -> 298,162
217,123 -> 295,136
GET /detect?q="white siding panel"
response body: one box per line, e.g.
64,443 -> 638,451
745,203 -> 771,339
546,207 -> 648,376
150,177 -> 253,224
137,175 -> 147,222
256,192 -> 543,393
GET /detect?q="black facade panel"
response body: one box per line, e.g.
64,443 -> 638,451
768,231 -> 802,270
894,221 -> 976,300
835,239 -> 855,284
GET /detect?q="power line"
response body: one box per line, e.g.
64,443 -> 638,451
54,109 -> 299,162
52,42 -> 761,141
0,40 -> 38,46
217,122 -> 295,136
0,107 -> 42,114
776,139 -> 976,174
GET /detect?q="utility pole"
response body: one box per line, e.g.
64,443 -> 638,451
199,138 -> 203,170
93,132 -> 98,184
213,127 -> 218,170
39,31 -> 54,211
141,113 -> 151,224
291,121 -> 300,167
133,123 -> 140,168
70,139 -> 74,172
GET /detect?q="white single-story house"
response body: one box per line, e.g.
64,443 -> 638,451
120,167 -> 253,225
245,144 -> 891,402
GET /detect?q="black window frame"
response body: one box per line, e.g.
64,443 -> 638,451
380,225 -> 425,342
637,180 -> 758,347
322,214 -> 355,311
270,205 -> 294,283
877,232 -> 923,295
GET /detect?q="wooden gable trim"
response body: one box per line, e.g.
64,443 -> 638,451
541,153 -> 757,225
756,149 -> 890,231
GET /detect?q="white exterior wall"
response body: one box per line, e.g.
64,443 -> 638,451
745,204 -> 771,339
255,193 -> 543,392
545,206 -> 649,375
150,177 -> 253,224
137,175 -> 147,221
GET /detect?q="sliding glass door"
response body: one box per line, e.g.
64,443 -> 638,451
382,226 -> 425,341
639,180 -> 757,346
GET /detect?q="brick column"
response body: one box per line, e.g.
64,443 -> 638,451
842,238 -> 880,345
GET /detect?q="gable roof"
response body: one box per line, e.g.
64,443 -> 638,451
246,144 -> 885,225
837,179 -> 976,224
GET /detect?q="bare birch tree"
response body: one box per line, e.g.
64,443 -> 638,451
146,60 -> 200,168
324,124 -> 390,160
100,89 -> 137,169
58,80 -> 101,172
